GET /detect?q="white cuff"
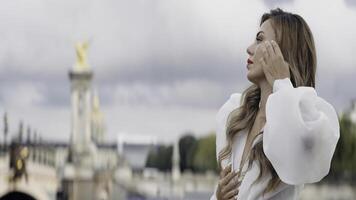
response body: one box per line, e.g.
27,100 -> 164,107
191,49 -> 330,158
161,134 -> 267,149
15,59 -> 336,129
273,78 -> 293,93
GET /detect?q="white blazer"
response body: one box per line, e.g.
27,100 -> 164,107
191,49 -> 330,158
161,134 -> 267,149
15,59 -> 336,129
210,78 -> 340,200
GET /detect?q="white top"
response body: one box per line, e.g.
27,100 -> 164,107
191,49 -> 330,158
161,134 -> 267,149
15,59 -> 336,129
210,78 -> 340,200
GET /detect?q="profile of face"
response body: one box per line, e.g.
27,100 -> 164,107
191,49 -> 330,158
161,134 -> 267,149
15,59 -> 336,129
246,19 -> 277,84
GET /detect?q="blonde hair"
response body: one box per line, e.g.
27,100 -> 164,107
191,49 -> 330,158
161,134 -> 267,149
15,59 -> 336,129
218,8 -> 317,194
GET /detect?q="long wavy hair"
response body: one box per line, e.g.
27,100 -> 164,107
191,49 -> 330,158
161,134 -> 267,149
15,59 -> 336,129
218,8 -> 317,194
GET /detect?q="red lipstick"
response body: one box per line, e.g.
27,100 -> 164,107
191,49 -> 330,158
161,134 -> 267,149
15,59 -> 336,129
247,58 -> 253,64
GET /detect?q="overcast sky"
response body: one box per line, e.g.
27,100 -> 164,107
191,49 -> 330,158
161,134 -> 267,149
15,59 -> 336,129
0,0 -> 355,143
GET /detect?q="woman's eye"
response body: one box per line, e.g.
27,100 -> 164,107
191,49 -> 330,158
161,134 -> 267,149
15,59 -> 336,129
256,37 -> 263,43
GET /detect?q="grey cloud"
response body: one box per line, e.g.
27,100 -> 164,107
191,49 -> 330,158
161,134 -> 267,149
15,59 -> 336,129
262,0 -> 295,8
345,0 -> 356,7
0,62 -> 246,110
1,54 -> 355,112
0,69 -> 69,108
0,0 -> 355,141
317,69 -> 356,112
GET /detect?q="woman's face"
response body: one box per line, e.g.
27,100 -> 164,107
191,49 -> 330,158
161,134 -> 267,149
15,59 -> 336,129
246,19 -> 277,84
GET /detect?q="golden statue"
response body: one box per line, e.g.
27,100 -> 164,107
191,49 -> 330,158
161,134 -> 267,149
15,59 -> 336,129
74,41 -> 89,70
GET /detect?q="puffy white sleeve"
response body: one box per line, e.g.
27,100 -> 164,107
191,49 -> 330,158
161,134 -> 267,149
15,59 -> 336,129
263,78 -> 340,185
215,93 -> 242,168
210,93 -> 242,200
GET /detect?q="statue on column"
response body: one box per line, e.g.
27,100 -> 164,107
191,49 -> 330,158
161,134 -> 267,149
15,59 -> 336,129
74,41 -> 90,71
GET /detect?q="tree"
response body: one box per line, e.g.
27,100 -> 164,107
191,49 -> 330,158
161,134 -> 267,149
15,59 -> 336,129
146,145 -> 173,172
26,126 -> 31,144
33,130 -> 38,144
145,133 -> 219,174
192,133 -> 218,173
3,112 -> 8,147
329,114 -> 356,182
18,121 -> 24,143
178,134 -> 197,172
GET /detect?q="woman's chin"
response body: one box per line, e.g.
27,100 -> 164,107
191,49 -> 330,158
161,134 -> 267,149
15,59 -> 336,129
247,70 -> 263,84
247,71 -> 255,83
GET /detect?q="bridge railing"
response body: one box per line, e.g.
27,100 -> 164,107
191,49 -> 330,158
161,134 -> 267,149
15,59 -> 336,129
0,143 -> 56,168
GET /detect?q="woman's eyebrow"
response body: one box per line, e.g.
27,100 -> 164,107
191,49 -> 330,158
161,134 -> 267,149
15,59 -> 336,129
256,31 -> 264,37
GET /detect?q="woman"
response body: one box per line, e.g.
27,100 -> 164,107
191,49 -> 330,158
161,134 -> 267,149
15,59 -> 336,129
210,8 -> 340,200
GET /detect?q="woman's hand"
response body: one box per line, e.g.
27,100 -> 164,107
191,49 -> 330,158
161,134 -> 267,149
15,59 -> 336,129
216,164 -> 240,200
258,40 -> 290,87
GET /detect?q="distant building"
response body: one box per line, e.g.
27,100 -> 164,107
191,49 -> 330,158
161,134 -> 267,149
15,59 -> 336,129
117,134 -> 157,172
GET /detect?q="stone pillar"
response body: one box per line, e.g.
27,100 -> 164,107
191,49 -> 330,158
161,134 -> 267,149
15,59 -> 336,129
69,70 -> 94,166
172,141 -> 181,181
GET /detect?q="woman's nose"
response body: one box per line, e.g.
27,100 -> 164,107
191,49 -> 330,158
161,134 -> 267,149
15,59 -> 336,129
246,47 -> 253,56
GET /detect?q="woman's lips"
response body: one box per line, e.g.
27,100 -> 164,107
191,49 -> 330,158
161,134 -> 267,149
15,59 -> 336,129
247,58 -> 253,70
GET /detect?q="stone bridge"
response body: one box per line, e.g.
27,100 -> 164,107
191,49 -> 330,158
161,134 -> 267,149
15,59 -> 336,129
0,146 -> 59,200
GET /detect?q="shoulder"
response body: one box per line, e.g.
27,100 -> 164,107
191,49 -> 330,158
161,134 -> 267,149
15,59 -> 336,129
215,92 -> 242,166
216,93 -> 242,122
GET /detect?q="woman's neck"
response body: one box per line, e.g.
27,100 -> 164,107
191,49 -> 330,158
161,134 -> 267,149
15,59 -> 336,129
258,79 -> 273,117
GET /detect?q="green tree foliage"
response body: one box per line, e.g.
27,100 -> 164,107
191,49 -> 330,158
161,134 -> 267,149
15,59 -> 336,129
145,133 -> 218,173
145,112 -> 356,180
145,145 -> 173,172
192,133 -> 218,173
329,114 -> 356,181
3,112 -> 8,147
178,134 -> 197,172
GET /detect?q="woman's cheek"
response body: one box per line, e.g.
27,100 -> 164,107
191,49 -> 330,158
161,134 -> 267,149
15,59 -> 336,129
247,64 -> 265,83
253,44 -> 264,61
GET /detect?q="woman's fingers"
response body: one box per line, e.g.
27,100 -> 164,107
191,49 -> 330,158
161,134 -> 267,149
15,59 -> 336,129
222,176 -> 241,193
220,164 -> 231,178
265,41 -> 275,58
271,40 -> 284,59
217,165 -> 242,200
260,56 -> 274,85
259,57 -> 267,70
221,171 -> 237,186
260,44 -> 269,61
223,188 -> 239,199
